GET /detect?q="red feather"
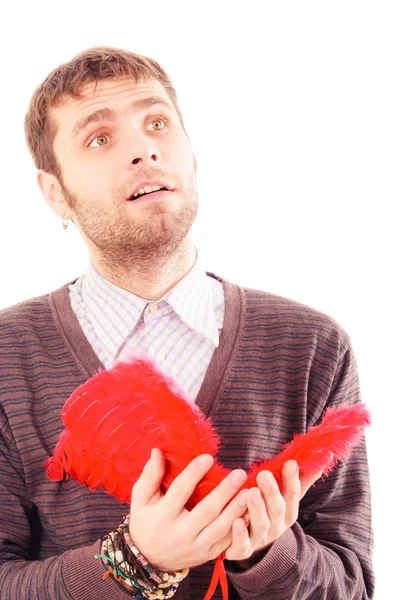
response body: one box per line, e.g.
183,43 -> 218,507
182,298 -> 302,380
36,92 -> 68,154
46,351 -> 371,506
245,402 -> 371,490
45,351 -> 371,600
46,351 -> 229,508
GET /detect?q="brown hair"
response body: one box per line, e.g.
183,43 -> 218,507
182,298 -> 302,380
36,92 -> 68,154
24,46 -> 188,180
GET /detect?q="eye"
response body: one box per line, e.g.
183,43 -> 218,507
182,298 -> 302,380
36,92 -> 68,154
148,117 -> 167,131
88,133 -> 110,148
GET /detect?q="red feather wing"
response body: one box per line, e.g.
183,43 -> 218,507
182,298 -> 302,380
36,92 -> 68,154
45,351 -> 227,505
46,351 -> 371,508
245,403 -> 371,490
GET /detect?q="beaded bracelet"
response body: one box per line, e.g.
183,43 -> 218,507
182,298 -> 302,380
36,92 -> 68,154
121,514 -> 189,587
97,533 -> 168,598
97,532 -> 182,598
100,532 -> 152,593
95,514 -> 189,598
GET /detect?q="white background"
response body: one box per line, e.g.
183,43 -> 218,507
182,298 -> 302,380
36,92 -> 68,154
1,1 -> 398,597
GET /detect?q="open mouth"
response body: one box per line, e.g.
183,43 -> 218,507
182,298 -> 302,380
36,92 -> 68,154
128,187 -> 170,201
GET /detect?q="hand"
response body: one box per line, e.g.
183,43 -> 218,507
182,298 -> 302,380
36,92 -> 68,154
129,448 -> 249,571
225,460 -> 323,565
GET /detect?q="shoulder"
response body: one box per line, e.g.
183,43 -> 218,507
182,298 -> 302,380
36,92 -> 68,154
0,293 -> 56,366
0,281 -> 74,346
246,284 -> 344,324
248,285 -> 350,344
212,272 -> 352,353
0,292 -> 53,327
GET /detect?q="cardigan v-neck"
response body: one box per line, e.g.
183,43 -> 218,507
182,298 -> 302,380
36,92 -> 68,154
49,271 -> 245,419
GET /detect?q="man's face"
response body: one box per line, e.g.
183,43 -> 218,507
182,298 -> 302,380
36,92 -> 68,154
51,77 -> 198,269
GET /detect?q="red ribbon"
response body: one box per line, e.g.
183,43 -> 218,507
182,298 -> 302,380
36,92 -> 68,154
203,552 -> 228,600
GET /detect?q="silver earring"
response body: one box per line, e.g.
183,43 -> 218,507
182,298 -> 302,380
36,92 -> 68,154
62,215 -> 69,230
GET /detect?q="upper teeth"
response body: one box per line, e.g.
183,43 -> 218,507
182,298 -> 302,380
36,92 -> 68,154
133,184 -> 164,198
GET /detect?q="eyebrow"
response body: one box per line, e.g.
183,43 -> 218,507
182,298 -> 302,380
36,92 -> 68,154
71,96 -> 173,141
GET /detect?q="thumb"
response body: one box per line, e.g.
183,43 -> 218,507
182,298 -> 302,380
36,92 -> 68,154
131,448 -> 166,507
300,453 -> 336,499
299,468 -> 326,499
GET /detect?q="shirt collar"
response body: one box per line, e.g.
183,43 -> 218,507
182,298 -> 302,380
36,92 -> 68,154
164,255 -> 220,347
82,251 -> 220,349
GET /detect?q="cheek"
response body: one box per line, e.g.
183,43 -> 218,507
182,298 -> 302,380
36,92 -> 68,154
171,134 -> 195,171
68,159 -> 115,198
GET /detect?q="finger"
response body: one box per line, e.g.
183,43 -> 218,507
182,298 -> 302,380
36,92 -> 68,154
196,488 -> 249,548
224,518 -> 252,561
207,529 -> 234,562
162,454 -> 215,518
243,509 -> 250,527
247,487 -> 271,543
188,468 -> 247,532
131,448 -> 166,507
257,471 -> 286,540
299,469 -> 324,499
281,460 -> 301,525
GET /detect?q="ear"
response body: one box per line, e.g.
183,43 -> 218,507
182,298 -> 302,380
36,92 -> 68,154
37,169 -> 72,220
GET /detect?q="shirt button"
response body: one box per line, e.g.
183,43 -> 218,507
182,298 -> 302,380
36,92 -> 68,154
149,304 -> 159,313
156,351 -> 166,361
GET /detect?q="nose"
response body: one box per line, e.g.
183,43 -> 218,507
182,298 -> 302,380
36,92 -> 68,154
125,131 -> 162,169
131,153 -> 158,166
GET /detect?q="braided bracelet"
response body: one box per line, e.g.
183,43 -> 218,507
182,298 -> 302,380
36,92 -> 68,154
97,532 -> 181,598
121,514 -> 189,586
98,533 -> 169,598
95,514 -> 189,598
101,532 -> 152,592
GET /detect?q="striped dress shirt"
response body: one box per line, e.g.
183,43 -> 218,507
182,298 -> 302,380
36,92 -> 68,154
68,253 -> 225,400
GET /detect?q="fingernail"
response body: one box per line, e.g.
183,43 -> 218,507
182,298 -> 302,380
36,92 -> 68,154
231,470 -> 247,487
251,488 -> 262,506
237,490 -> 248,506
196,455 -> 213,469
259,471 -> 273,488
287,461 -> 298,475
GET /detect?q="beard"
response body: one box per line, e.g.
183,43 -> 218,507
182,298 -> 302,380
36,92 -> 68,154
59,173 -> 199,276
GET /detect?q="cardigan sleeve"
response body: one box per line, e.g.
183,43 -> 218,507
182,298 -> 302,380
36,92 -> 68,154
224,343 -> 375,599
0,407 -> 129,600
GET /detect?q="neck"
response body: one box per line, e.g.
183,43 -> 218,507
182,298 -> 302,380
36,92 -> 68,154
90,238 -> 198,301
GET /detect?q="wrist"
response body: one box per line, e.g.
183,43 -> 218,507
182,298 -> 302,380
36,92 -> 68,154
95,513 -> 189,598
230,543 -> 273,572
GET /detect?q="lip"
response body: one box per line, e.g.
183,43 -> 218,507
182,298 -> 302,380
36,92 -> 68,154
126,189 -> 176,204
127,180 -> 174,200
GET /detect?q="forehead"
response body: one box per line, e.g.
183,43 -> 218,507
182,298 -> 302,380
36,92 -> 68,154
51,78 -> 173,139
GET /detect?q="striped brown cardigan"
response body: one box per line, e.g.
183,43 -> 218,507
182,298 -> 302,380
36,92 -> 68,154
0,273 -> 374,599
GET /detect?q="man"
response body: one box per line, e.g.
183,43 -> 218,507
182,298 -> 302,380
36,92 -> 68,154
0,46 -> 374,599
